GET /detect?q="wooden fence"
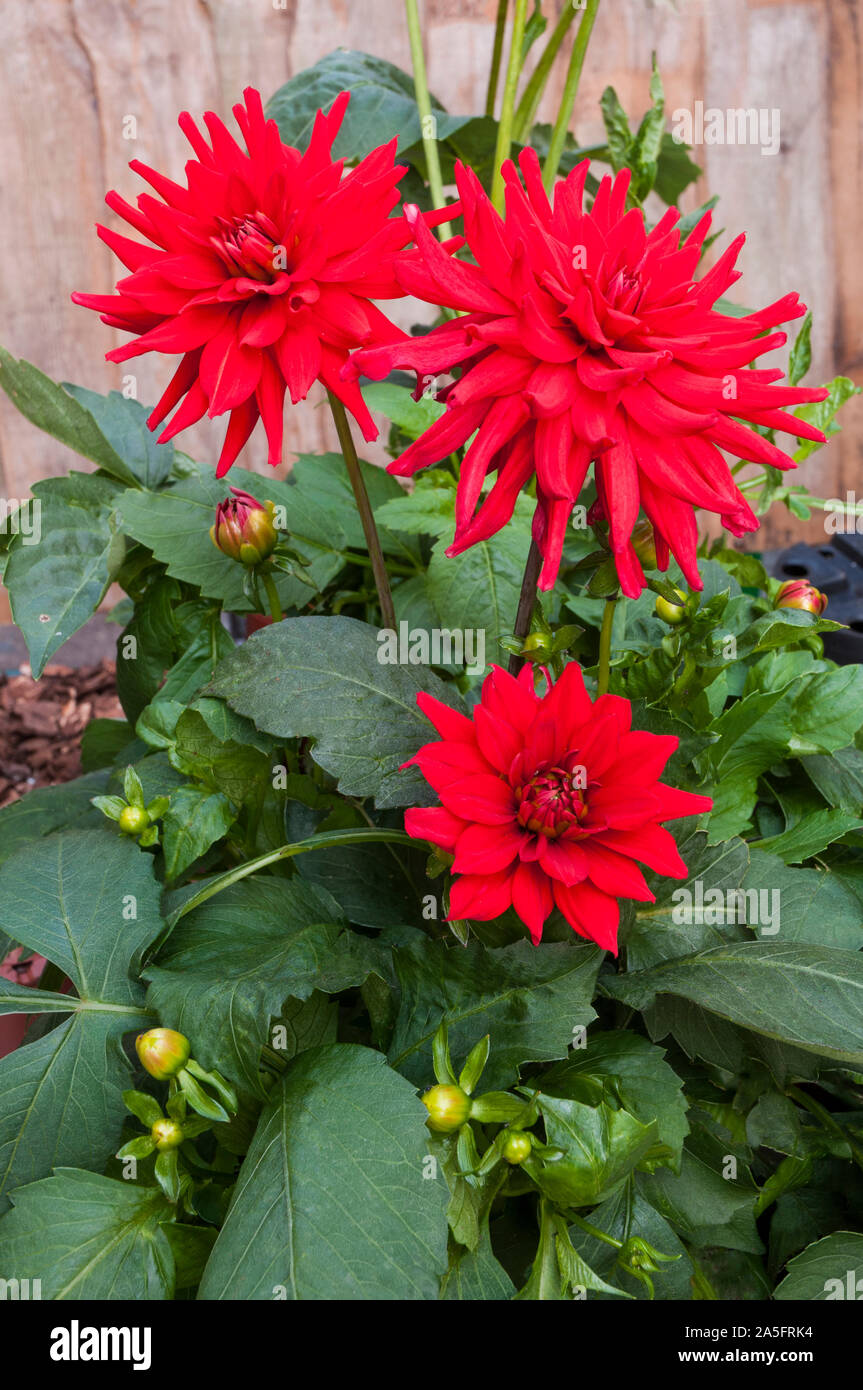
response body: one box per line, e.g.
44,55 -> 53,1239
0,0 -> 860,624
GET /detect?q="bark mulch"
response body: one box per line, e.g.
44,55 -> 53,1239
0,659 -> 124,807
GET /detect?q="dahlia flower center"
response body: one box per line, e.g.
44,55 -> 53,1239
516,766 -> 588,839
213,212 -> 286,282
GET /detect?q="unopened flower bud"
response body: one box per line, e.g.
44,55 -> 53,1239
135,1028 -> 191,1081
502,1131 -> 532,1165
630,519 -> 658,571
210,487 -> 277,567
151,1118 -> 184,1151
655,588 -> 687,625
774,578 -> 827,617
118,805 -> 150,836
422,1083 -> 472,1133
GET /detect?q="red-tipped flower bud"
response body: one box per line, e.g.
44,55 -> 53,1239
135,1028 -> 191,1081
210,487 -> 277,567
422,1084 -> 472,1133
630,519 -> 658,571
151,1118 -> 184,1151
774,578 -> 827,616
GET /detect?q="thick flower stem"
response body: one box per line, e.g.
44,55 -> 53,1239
490,0 -> 530,213
507,538 -> 544,675
327,389 -> 397,630
486,0 -> 509,116
597,596 -> 617,696
405,0 -> 452,240
512,1 -> 581,142
261,571 -> 283,624
542,0 -> 602,192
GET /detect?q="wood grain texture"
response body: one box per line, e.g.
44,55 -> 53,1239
0,0 -> 858,617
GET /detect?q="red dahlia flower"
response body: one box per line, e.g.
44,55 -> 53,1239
404,661 -> 711,952
348,154 -> 828,595
72,88 -> 449,475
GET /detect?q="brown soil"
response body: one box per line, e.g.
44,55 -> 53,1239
0,660 -> 123,807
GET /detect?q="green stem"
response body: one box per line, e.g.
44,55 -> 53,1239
261,571 -> 283,624
405,0 -> 452,241
327,390 -> 397,630
542,0 -> 601,192
486,0 -> 509,116
490,0 -> 530,213
569,1211 -> 623,1250
507,538 -> 543,676
788,1085 -> 863,1168
597,596 -> 617,696
170,829 -> 416,928
512,2 -> 581,143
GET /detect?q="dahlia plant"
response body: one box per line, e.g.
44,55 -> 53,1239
0,6 -> 862,1310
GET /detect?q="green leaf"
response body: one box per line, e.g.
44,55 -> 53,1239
116,459 -> 346,613
62,384 -> 174,488
362,381 -> 446,440
802,747 -> 863,813
793,376 -> 860,463
524,1094 -> 657,1207
160,786 -> 237,881
205,615 -> 466,808
628,829 -> 750,969
0,772 -> 108,868
742,850 -> 863,950
640,1131 -> 761,1254
144,877 -> 383,1094
0,349 -> 173,489
0,1169 -> 174,1299
441,1229 -> 516,1300
170,707 -> 272,807
752,809 -> 863,864
4,477 -> 123,676
80,718 -> 137,772
570,1186 -> 695,1300
774,1231 -> 863,1299
606,941 -> 863,1067
0,829 -> 162,1210
198,1044 -> 449,1299
788,311 -> 813,386
296,837 -> 430,930
541,1032 -> 689,1167
266,50 -> 473,162
424,523 -> 531,661
388,937 -> 601,1090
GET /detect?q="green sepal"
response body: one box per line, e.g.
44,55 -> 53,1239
154,1147 -> 181,1203
458,1035 -> 490,1096
116,1135 -> 157,1161
432,1023 -> 457,1086
90,795 -> 126,822
469,1092 -> 531,1124
184,1059 -> 238,1114
123,765 -> 146,808
177,1067 -> 230,1123
122,1088 -> 164,1129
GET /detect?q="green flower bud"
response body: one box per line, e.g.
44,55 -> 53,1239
151,1118 -> 184,1151
422,1084 -> 472,1133
655,587 -> 688,625
502,1131 -> 532,1165
210,488 -> 277,567
118,805 -> 150,836
135,1028 -> 191,1081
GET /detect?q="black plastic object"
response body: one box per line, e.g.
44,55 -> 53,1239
767,539 -> 863,665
